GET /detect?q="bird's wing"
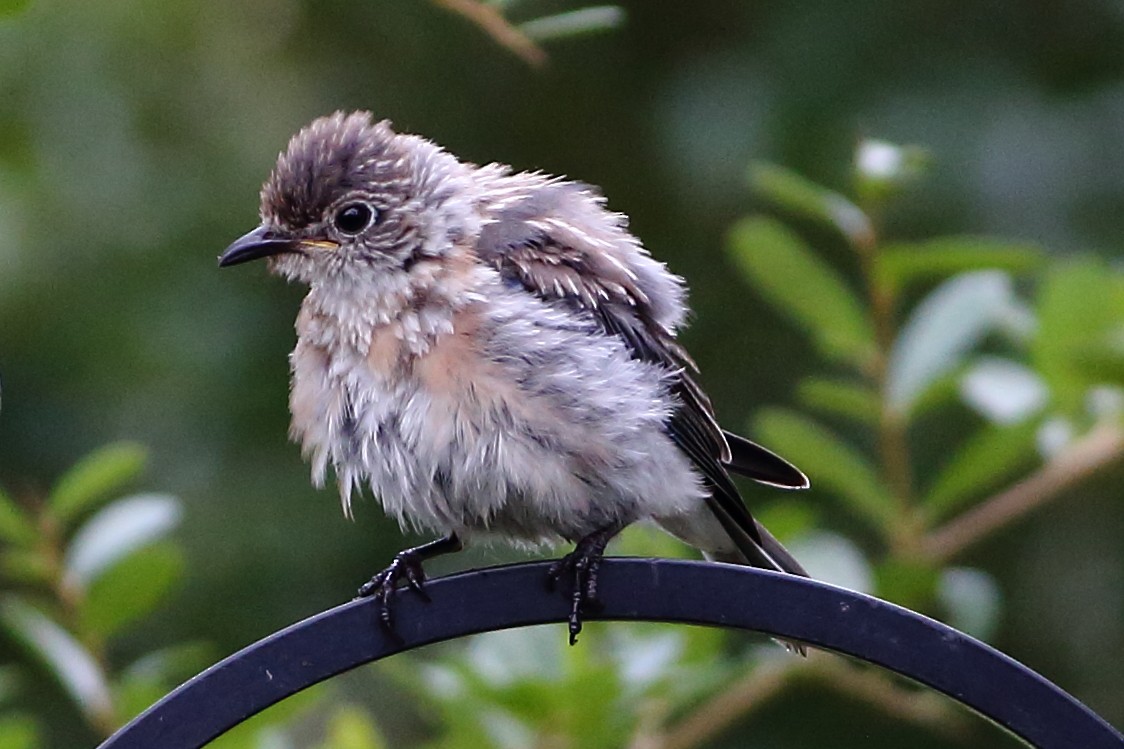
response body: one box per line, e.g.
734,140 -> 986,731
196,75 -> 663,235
474,181 -> 807,570
723,430 -> 809,489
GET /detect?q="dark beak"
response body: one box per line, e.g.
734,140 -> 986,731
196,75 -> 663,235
218,226 -> 300,267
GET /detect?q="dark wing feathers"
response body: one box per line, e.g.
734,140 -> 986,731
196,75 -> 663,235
475,186 -> 807,574
723,431 -> 810,489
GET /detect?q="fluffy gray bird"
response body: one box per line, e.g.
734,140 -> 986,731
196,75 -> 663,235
219,111 -> 810,643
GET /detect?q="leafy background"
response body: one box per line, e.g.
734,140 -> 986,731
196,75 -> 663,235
1,1 -> 1122,747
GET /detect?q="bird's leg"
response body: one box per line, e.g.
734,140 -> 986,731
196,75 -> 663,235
547,525 -> 622,645
357,533 -> 463,632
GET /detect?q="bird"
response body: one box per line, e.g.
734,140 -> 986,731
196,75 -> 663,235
219,111 -> 810,645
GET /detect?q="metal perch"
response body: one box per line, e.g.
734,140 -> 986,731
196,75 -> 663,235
97,559 -> 1123,749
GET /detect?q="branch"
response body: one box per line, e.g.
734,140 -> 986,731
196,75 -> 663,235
807,658 -> 972,741
636,654 -> 971,749
635,657 -> 803,749
430,0 -> 547,67
922,422 -> 1124,563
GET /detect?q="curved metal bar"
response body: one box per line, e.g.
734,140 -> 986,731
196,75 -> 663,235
98,559 -> 1123,749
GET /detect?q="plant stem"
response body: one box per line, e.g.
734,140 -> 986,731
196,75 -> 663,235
803,658 -> 972,741
637,654 -> 973,749
922,422 -> 1124,562
430,0 -> 547,66
40,505 -> 118,735
636,658 -> 802,749
852,211 -> 920,553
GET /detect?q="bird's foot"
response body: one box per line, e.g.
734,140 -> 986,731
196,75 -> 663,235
547,526 -> 620,645
356,550 -> 430,633
355,534 -> 462,635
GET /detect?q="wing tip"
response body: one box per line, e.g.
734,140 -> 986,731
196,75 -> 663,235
755,471 -> 811,491
722,431 -> 811,490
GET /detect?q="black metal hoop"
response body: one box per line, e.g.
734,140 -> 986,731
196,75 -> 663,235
98,559 -> 1123,749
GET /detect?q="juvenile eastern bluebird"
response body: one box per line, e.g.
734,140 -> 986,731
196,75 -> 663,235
219,111 -> 810,644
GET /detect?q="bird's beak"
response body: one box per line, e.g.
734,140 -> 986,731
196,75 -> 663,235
218,226 -> 308,267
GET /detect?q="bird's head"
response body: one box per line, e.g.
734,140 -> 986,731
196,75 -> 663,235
219,111 -> 475,286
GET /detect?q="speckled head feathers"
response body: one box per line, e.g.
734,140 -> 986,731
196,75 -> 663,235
260,111 -> 404,229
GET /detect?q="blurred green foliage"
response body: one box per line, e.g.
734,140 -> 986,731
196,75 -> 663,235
0,444 -> 198,741
1,1 -> 1123,747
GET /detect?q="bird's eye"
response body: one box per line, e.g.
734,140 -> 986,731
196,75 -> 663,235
333,202 -> 375,235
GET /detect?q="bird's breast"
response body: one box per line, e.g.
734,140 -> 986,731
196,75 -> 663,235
287,292 -> 701,541
287,301 -> 577,531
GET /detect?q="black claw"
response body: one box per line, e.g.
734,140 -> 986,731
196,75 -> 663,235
356,568 -> 386,599
353,534 -> 463,638
378,588 -> 394,630
355,552 -> 431,634
548,526 -> 620,646
404,563 -> 430,599
354,564 -> 409,635
584,554 -> 603,604
569,586 -> 585,645
546,555 -> 574,592
546,560 -> 564,591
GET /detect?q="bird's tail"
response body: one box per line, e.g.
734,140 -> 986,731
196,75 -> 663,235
746,520 -> 808,577
700,497 -> 808,578
705,522 -> 809,656
705,525 -> 806,577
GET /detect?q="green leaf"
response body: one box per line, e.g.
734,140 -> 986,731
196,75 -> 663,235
796,377 -> 880,425
937,567 -> 1002,641
0,665 -> 24,704
0,549 -> 52,586
116,642 -> 214,721
0,714 -> 39,749
1072,347 -> 1124,386
616,523 -> 696,560
875,559 -> 939,611
0,596 -> 113,727
113,676 -> 166,730
729,217 -> 875,368
63,493 -> 181,591
80,542 -> 184,639
48,442 -> 147,530
1032,260 -> 1124,413
752,501 -> 819,542
317,705 -> 387,749
121,642 -> 214,686
0,488 -> 36,547
909,371 -> 961,420
0,0 -> 32,19
519,6 -> 625,41
206,684 -> 325,749
923,420 -> 1039,520
419,626 -> 630,749
886,271 -> 1013,413
752,408 -> 895,533
749,163 -> 874,247
876,236 -> 1043,292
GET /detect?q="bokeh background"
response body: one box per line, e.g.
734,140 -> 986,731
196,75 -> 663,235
1,1 -> 1122,747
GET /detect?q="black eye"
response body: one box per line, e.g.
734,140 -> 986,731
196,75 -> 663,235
333,202 -> 375,235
